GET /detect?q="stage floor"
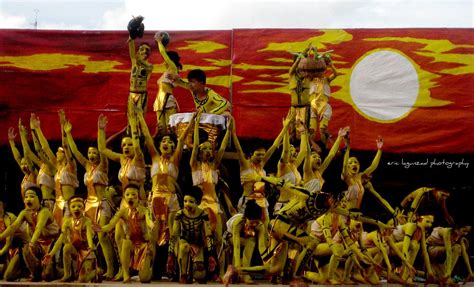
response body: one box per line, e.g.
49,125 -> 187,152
1,281 -> 473,286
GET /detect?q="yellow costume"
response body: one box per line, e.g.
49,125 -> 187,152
53,164 -> 79,226
84,166 -> 108,223
193,88 -> 230,115
192,162 -> 220,230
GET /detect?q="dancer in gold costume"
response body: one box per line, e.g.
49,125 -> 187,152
44,196 -> 96,282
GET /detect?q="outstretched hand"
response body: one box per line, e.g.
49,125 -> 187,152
98,114 -> 108,130
376,136 -> 384,149
63,120 -> 72,133
7,127 -> 16,141
58,109 -> 66,125
338,126 -> 350,137
30,113 -> 40,129
18,118 -> 28,134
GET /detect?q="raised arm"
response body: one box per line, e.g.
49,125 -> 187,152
341,133 -> 351,180
362,136 -> 383,176
190,111 -> 202,169
155,34 -> 178,74
30,113 -> 56,165
289,43 -> 312,76
173,112 -> 196,164
324,55 -> 338,83
214,117 -> 232,167
8,127 -> 22,167
231,120 -> 250,170
63,120 -> 88,168
136,108 -> 158,158
294,123 -> 308,168
320,127 -> 348,174
263,112 -> 293,165
128,37 -> 136,65
19,119 -> 41,168
59,110 -> 76,171
97,114 -> 121,162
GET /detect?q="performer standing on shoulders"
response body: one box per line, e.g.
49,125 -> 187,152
153,31 -> 182,136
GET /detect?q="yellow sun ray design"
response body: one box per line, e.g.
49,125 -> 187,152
258,30 -> 353,53
177,40 -> 228,54
0,53 -> 125,73
364,37 -> 474,75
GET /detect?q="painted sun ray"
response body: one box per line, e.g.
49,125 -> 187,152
203,58 -> 231,67
364,37 -> 474,75
0,54 -> 124,73
178,40 -> 228,54
258,30 -> 353,53
243,80 -> 287,86
233,63 -> 288,71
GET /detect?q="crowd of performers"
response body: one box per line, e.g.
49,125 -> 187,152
1,16 -> 473,285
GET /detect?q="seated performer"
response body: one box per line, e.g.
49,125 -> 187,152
63,118 -> 115,279
99,184 -> 153,283
308,204 -> 377,284
167,187 -> 217,284
0,186 -> 60,281
235,173 -> 387,282
225,200 -> 267,284
0,200 -> 18,280
388,214 -> 435,283
427,223 -> 473,283
401,187 -> 454,225
44,196 -> 96,282
174,69 -> 230,115
153,31 -> 182,135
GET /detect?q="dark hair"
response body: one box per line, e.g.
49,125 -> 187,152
25,186 -> 43,204
187,69 -> 206,84
244,200 -> 262,220
155,133 -> 178,154
124,183 -> 140,192
167,51 -> 182,70
184,186 -> 203,204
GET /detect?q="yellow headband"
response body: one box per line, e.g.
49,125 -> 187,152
70,197 -> 84,204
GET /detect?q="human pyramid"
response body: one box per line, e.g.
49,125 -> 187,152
1,16 -> 472,285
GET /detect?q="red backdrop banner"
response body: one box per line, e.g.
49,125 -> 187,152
1,28 -> 472,153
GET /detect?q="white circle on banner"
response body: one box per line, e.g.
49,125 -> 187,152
350,50 -> 419,122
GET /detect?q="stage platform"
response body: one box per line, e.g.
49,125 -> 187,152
0,281 -> 473,286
